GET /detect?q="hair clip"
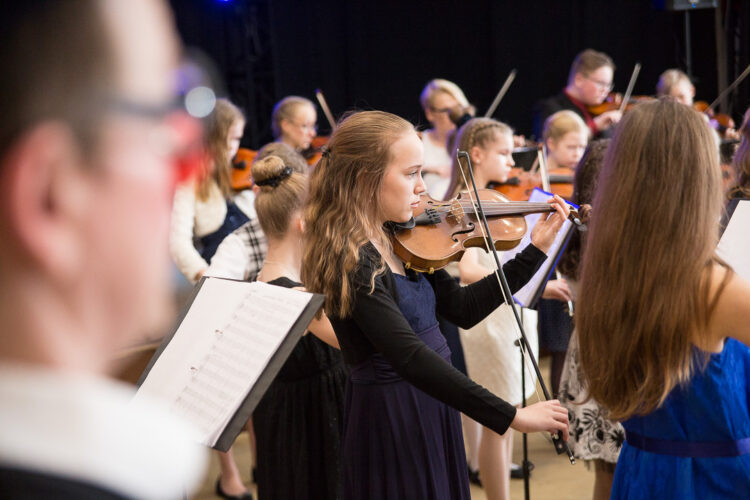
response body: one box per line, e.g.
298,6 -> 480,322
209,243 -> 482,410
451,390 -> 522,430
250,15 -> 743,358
255,166 -> 292,188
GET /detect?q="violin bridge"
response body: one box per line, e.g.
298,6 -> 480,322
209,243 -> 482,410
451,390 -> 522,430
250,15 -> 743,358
450,199 -> 465,223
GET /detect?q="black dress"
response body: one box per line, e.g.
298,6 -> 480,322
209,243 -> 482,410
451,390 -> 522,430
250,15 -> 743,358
252,277 -> 347,500
330,243 -> 546,499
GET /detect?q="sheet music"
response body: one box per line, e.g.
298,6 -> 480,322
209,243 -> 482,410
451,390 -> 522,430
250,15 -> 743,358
499,188 -> 575,307
717,200 -> 750,282
131,278 -> 313,446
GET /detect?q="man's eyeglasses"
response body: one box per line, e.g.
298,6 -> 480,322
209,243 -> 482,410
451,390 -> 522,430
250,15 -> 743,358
583,75 -> 614,92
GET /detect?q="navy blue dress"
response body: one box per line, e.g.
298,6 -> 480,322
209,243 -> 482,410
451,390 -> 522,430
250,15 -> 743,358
612,338 -> 750,499
330,243 -> 546,500
342,273 -> 469,499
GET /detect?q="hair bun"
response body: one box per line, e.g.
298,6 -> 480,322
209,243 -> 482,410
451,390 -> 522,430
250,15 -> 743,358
252,155 -> 291,189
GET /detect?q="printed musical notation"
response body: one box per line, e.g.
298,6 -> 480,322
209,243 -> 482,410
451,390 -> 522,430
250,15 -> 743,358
132,279 -> 313,446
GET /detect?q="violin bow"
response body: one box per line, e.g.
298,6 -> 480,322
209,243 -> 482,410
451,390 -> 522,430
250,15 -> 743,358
618,62 -> 641,115
314,88 -> 337,131
456,150 -> 576,465
484,69 -> 517,118
707,62 -> 750,113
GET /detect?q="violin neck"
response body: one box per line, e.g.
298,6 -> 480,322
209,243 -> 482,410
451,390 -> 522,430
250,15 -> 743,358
471,202 -> 554,217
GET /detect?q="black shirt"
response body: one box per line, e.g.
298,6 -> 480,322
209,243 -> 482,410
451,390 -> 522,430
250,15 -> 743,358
329,243 -> 546,435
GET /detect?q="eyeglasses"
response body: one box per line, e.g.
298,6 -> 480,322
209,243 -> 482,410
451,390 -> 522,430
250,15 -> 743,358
106,96 -> 205,185
292,121 -> 318,133
429,106 -> 453,114
583,75 -> 614,92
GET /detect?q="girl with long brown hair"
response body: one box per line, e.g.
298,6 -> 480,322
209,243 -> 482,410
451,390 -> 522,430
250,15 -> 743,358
302,110 -> 570,499
577,99 -> 750,498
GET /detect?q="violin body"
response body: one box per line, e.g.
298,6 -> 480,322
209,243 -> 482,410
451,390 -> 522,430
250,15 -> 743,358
493,166 -> 574,200
392,190 -> 532,273
231,147 -> 258,190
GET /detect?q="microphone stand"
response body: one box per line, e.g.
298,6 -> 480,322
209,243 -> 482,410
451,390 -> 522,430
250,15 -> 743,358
456,150 -> 574,498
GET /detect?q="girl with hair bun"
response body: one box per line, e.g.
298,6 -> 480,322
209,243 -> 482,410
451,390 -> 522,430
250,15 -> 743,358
577,100 -> 750,498
302,110 -> 570,499
250,155 -> 346,500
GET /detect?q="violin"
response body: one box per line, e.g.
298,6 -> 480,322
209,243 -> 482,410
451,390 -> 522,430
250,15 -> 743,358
493,166 -> 574,201
391,189 -> 581,273
231,147 -> 258,190
693,100 -> 737,139
302,135 -> 329,166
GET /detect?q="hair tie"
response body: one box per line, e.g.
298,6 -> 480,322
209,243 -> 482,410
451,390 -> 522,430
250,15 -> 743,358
321,145 -> 332,158
255,166 -> 292,188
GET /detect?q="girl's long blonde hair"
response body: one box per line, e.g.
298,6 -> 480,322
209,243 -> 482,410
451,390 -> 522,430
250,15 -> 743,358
301,110 -> 414,318
444,117 -> 512,200
196,98 -> 244,201
577,99 -> 728,421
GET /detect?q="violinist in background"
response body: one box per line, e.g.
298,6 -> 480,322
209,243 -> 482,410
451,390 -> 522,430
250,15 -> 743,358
168,97 -> 255,500
655,69 -> 695,106
420,79 -> 472,198
544,110 -> 590,171
537,110 -> 589,400
271,96 -> 318,161
533,49 -> 621,139
727,107 -> 750,200
447,118 -> 544,499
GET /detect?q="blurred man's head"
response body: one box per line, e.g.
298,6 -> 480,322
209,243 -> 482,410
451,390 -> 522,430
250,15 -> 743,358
0,0 -> 183,372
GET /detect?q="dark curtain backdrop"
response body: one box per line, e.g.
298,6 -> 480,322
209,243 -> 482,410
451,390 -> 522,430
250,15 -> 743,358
169,0 -> 747,149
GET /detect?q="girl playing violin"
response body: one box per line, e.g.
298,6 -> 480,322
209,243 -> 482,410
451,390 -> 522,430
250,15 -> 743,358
577,99 -> 750,499
302,110 -> 570,499
544,110 -> 590,171
537,110 -> 589,399
420,79 -> 471,198
169,97 -> 254,499
445,117 -> 573,498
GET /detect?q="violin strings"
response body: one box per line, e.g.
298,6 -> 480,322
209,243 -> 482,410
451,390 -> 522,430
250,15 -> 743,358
456,162 -> 546,406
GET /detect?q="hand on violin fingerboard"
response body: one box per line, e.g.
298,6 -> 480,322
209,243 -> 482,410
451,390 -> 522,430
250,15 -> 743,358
529,195 -> 569,253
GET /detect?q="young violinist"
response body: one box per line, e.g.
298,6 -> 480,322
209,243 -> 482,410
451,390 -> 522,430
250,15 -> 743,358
271,96 -> 318,154
544,110 -> 590,171
444,117 -> 547,500
420,79 -> 472,198
533,49 -> 621,139
655,69 -> 695,106
577,99 -> 750,499
302,110 -> 570,499
169,97 -> 254,499
537,110 -> 590,399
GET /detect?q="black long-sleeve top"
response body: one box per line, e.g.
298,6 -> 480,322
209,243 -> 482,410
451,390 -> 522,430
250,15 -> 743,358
329,243 -> 546,436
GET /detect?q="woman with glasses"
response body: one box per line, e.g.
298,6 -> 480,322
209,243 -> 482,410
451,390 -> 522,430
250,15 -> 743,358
532,49 -> 621,139
271,96 -> 318,155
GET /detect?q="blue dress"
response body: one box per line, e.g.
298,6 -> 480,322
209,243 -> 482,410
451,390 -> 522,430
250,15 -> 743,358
341,272 -> 470,500
612,338 -> 750,499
